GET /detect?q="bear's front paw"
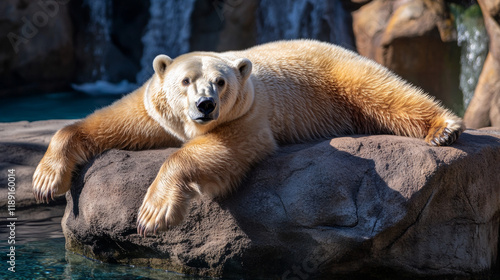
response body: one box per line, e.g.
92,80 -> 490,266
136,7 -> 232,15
32,161 -> 72,203
136,179 -> 192,237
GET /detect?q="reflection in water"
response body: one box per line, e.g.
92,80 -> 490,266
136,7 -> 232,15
0,205 -> 65,244
0,206 -> 197,279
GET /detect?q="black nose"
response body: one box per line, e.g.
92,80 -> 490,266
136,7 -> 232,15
196,97 -> 216,115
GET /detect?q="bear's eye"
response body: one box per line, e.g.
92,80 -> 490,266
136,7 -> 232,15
217,79 -> 225,87
182,78 -> 190,86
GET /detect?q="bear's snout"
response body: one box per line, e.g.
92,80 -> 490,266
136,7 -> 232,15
196,97 -> 217,115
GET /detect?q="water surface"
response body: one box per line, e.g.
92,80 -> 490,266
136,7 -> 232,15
0,206 -> 197,279
0,91 -> 121,122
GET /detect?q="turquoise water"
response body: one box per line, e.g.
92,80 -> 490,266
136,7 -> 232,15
0,91 -> 122,122
0,238 -> 194,279
0,206 -> 198,280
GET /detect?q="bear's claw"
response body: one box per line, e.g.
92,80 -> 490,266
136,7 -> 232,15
429,127 -> 459,146
136,182 -> 190,237
426,119 -> 464,146
32,164 -> 70,204
136,205 -> 167,237
34,189 -> 54,204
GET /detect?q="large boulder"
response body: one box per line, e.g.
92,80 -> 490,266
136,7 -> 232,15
464,0 -> 500,128
62,129 -> 500,279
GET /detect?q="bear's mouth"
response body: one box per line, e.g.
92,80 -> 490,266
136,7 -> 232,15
188,107 -> 219,125
188,111 -> 216,124
194,117 -> 214,124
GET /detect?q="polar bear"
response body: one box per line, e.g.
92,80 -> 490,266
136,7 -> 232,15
33,40 -> 464,236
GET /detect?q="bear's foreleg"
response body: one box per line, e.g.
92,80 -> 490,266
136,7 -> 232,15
137,124 -> 276,236
33,89 -> 180,203
33,123 -> 88,203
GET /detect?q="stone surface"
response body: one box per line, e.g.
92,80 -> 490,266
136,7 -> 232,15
0,120 -> 73,207
464,0 -> 500,128
61,129 -> 500,279
352,0 -> 462,112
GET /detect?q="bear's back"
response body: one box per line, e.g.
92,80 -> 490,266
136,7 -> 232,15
226,40 -> 377,143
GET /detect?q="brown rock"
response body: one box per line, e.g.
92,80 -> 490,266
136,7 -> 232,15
352,0 -> 462,111
352,0 -> 393,59
478,0 -> 500,61
464,0 -> 500,128
62,129 -> 500,278
464,53 -> 500,128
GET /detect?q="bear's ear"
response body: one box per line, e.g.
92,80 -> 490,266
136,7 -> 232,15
153,54 -> 173,76
235,58 -> 252,81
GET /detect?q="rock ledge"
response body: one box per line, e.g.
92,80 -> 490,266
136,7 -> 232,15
61,129 -> 500,279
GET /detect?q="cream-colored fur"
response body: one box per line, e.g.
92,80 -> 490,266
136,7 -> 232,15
33,40 -> 464,236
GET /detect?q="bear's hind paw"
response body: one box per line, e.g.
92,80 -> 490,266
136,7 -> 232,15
425,118 -> 464,146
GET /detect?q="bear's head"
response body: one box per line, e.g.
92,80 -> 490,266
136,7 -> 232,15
145,53 -> 254,140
